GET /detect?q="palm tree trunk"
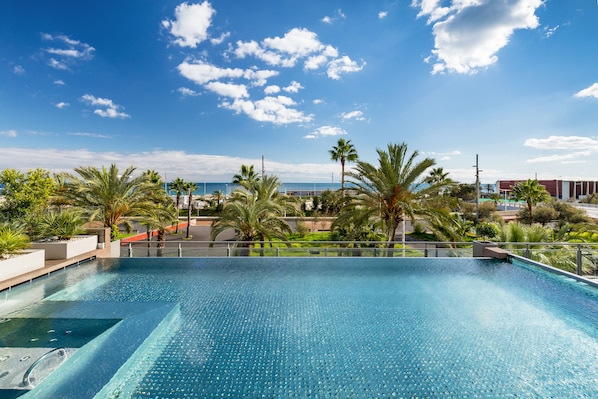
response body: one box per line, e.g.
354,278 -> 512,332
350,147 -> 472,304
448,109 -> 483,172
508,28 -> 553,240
186,192 -> 192,239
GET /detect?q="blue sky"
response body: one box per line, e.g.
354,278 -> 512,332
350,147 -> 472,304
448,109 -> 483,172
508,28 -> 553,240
1,0 -> 597,184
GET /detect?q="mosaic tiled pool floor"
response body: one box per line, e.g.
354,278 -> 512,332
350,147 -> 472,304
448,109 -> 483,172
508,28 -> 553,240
3,257 -> 598,398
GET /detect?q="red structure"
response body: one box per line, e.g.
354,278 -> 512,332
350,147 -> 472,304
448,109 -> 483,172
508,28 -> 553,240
496,179 -> 598,201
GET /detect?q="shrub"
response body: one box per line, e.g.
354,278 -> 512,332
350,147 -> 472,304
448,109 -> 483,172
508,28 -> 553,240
0,225 -> 30,259
40,210 -> 86,240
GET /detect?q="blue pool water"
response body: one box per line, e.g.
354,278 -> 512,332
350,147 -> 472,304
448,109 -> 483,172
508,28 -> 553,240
2,257 -> 598,398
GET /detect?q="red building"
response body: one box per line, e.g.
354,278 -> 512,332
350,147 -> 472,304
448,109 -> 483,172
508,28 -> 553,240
496,179 -> 598,201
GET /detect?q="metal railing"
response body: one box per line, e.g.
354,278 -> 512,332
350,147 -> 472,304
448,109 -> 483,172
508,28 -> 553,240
120,240 -> 598,277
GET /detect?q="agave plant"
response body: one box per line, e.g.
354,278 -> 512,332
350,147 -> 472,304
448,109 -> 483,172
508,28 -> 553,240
0,224 -> 30,259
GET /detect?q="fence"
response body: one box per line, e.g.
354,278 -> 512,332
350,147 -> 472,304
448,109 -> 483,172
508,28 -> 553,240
120,240 -> 598,277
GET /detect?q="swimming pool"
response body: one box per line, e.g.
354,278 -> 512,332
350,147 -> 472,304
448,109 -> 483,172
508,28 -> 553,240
2,257 -> 598,398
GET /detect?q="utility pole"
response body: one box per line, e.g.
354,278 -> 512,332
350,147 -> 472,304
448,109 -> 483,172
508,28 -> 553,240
474,154 -> 480,224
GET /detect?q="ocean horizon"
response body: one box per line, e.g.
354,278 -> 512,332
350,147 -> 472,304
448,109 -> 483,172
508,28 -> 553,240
167,182 -> 344,197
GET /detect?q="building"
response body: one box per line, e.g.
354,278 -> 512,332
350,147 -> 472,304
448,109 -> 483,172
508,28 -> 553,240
496,179 -> 598,201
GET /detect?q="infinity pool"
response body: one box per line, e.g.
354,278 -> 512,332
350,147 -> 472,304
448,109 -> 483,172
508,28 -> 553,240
2,257 -> 598,398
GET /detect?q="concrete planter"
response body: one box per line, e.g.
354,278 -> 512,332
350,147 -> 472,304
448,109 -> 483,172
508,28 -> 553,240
0,249 -> 45,281
31,235 -> 98,260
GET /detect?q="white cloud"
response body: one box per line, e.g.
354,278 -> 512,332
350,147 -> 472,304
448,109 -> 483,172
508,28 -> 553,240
526,151 -> 591,163
412,0 -> 543,74
210,31 -> 230,45
177,59 -> 277,86
264,85 -> 281,94
322,16 -> 333,24
0,148 -> 339,182
544,25 -> 559,38
313,99 -> 324,105
13,65 -> 25,75
80,94 -> 130,119
341,110 -> 365,121
54,79 -> 65,85
524,135 -> 598,151
322,9 -> 345,25
220,95 -> 313,125
67,132 -> 112,139
41,33 -> 95,70
178,87 -> 201,96
574,83 -> 598,99
378,11 -> 388,19
283,81 -> 303,93
0,130 -> 17,137
305,125 -> 347,139
327,56 -> 365,79
163,1 -> 215,48
205,81 -> 249,98
55,102 -> 69,109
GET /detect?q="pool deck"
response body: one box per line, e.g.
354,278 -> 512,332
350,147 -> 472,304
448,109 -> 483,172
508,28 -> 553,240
0,239 -> 113,293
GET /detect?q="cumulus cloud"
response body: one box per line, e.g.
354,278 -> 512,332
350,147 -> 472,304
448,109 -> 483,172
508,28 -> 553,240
231,27 -> 364,79
0,147 -> 338,182
54,79 -> 65,85
378,11 -> 388,19
13,65 -> 25,75
178,87 -> 201,96
264,85 -> 281,94
304,125 -> 347,139
574,83 -> 598,99
205,81 -> 249,98
220,96 -> 313,125
341,110 -> 365,121
80,94 -> 130,119
322,9 -> 346,24
55,102 -> 69,109
0,130 -> 17,137
41,33 -> 95,70
412,0 -> 543,74
283,81 -> 303,93
210,31 -> 230,45
162,1 -> 215,48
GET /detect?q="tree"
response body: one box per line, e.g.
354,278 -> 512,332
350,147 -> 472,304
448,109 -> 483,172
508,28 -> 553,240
58,164 -> 158,239
184,182 -> 197,239
0,168 -> 56,221
211,174 -> 294,255
168,177 -> 187,233
511,179 -> 549,224
335,142 -> 457,253
232,164 -> 260,186
329,138 -> 358,197
139,203 -> 177,256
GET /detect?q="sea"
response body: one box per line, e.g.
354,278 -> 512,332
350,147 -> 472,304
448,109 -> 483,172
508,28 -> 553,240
169,182 -> 343,197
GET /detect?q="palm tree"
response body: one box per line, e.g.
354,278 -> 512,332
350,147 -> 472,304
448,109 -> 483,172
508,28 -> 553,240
336,142 -> 456,253
329,138 -> 358,197
232,164 -> 260,187
58,164 -> 158,239
169,177 -> 187,233
511,179 -> 549,224
184,182 -> 197,239
139,203 -> 177,256
211,174 -> 295,255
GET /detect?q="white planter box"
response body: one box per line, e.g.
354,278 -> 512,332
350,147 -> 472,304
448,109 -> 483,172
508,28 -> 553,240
0,249 -> 45,281
31,235 -> 98,260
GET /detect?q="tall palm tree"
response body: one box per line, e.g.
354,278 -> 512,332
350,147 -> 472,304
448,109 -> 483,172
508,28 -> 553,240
336,142 -> 456,253
329,138 -> 358,197
59,164 -> 157,239
511,179 -> 549,224
232,164 -> 260,187
185,182 -> 197,239
169,177 -> 187,233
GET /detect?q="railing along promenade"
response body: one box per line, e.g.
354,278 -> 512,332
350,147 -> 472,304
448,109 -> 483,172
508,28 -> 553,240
121,240 -> 598,277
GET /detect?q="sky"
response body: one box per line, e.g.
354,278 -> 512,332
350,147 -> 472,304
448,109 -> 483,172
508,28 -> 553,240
1,0 -> 598,184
